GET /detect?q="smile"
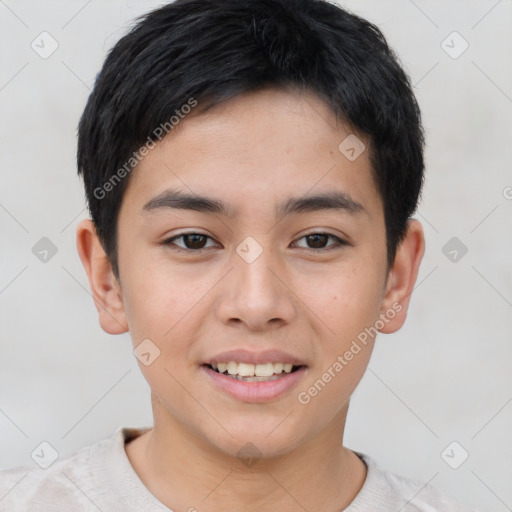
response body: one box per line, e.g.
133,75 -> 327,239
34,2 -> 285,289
208,361 -> 301,381
202,363 -> 307,402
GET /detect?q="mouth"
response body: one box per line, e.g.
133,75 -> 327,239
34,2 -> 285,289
201,360 -> 308,402
204,362 -> 304,382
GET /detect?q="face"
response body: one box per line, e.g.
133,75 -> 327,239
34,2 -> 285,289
83,88 -> 419,459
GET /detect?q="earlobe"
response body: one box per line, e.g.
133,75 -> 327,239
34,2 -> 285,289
76,219 -> 129,335
378,219 -> 426,334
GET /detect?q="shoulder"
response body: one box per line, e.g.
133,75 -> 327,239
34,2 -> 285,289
348,451 -> 480,512
0,427 -> 132,511
0,444 -> 94,510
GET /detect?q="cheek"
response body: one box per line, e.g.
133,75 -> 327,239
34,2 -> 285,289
121,267 -> 199,395
299,270 -> 382,399
119,257 -> 178,340
120,256 -> 212,361
305,264 -> 383,339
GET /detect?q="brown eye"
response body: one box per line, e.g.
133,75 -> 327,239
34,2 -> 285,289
294,233 -> 347,250
161,232 -> 217,252
181,234 -> 208,249
305,233 -> 329,249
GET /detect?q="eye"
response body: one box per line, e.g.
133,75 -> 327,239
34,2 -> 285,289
161,232 -> 218,252
293,232 -> 347,250
160,231 -> 348,253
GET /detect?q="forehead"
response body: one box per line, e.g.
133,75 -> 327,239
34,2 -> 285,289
121,88 -> 382,222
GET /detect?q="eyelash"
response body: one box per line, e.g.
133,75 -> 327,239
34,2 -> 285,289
160,232 -> 348,254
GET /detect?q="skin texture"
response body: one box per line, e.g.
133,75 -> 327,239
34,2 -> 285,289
76,88 -> 425,512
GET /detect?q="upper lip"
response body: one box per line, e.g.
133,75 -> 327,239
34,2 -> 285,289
204,349 -> 307,366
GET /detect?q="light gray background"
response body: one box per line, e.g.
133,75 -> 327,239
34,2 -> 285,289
1,1 -> 511,510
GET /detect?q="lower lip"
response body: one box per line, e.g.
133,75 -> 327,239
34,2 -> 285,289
201,365 -> 307,403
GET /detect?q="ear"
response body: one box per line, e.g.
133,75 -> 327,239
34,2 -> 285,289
76,218 -> 128,335
378,219 -> 425,334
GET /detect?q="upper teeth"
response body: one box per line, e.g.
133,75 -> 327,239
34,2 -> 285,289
212,362 -> 294,377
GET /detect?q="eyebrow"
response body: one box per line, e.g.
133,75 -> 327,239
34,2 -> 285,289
142,189 -> 366,218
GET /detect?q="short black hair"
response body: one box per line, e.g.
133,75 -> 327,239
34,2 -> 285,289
77,0 -> 424,279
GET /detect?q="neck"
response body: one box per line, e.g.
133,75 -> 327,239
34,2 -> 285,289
126,400 -> 367,512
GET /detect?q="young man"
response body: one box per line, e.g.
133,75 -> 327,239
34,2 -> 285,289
0,0 -> 478,510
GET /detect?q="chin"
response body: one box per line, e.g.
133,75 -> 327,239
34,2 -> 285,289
197,415 -> 309,463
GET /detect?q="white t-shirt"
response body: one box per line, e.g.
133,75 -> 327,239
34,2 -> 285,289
0,426 -> 478,511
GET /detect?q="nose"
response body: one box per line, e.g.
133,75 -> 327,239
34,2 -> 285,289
215,240 -> 297,332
